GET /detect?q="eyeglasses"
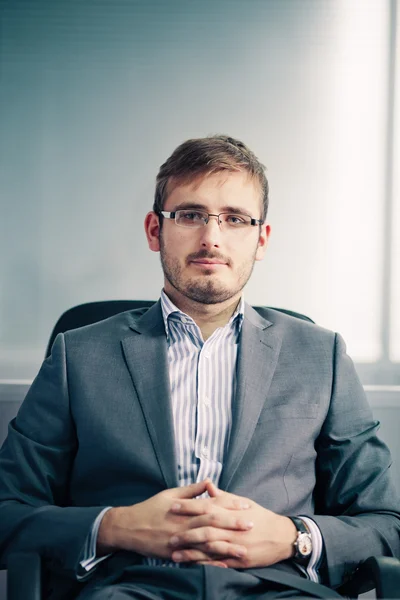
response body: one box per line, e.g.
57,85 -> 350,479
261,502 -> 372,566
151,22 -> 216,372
159,209 -> 263,230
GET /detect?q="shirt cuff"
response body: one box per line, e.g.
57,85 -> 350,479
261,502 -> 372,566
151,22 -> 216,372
77,506 -> 113,580
296,516 -> 324,583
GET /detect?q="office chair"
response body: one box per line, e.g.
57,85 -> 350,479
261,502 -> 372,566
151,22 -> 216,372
44,300 -> 316,359
3,301 -> 400,599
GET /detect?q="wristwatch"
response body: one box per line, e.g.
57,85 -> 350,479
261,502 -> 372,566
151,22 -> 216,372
288,516 -> 313,565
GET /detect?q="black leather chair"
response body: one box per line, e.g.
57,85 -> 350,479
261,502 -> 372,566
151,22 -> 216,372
44,300 -> 315,359
3,301 -> 400,599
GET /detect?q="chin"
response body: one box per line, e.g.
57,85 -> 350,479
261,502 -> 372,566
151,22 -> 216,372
184,282 -> 237,305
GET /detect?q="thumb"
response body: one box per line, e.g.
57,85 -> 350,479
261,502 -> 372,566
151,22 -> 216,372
206,480 -> 223,497
205,482 -> 252,510
173,479 -> 210,499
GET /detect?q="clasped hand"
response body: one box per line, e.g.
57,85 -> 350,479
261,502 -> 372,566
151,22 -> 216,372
168,480 -> 296,568
100,479 -> 296,569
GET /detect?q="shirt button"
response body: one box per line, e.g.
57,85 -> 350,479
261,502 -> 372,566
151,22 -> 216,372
203,396 -> 210,406
202,446 -> 209,457
203,351 -> 210,358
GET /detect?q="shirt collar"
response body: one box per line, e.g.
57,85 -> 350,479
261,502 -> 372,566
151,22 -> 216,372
160,289 -> 244,341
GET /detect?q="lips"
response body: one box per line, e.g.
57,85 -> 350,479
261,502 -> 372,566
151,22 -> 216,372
192,260 -> 226,265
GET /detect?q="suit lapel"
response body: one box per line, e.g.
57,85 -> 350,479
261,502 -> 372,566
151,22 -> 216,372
121,301 -> 178,489
220,305 -> 283,490
120,301 -> 283,492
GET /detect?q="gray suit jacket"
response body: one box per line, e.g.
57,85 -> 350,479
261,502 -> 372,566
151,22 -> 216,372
0,301 -> 399,598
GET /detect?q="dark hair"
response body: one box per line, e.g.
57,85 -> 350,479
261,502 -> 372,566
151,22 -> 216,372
153,135 -> 269,222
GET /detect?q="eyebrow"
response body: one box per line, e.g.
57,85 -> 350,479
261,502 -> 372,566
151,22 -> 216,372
173,202 -> 253,217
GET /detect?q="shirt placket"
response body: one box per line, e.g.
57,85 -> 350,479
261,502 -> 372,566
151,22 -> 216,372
195,338 -> 214,482
172,317 -> 202,486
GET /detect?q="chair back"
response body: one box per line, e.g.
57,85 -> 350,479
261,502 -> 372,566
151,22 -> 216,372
46,300 -> 314,358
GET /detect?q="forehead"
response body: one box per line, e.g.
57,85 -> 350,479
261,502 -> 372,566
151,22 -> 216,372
165,170 -> 262,211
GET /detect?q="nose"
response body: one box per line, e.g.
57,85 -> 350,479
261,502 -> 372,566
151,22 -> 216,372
199,215 -> 222,248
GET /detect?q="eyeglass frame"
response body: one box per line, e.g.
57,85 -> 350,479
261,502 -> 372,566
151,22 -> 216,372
158,209 -> 263,228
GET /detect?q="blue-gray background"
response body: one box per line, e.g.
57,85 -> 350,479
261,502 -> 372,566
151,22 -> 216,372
2,0 -> 399,380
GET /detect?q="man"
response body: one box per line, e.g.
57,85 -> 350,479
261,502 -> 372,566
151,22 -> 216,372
0,135 -> 399,600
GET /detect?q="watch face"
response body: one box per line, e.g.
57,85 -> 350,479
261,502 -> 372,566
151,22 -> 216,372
298,532 -> 312,556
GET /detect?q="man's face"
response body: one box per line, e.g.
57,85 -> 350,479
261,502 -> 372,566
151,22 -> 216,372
145,170 -> 270,306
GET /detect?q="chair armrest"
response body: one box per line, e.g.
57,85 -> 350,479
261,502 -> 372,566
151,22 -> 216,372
7,552 -> 42,600
337,556 -> 400,599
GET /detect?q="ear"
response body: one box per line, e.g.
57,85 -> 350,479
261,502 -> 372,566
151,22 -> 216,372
144,211 -> 161,252
255,223 -> 271,261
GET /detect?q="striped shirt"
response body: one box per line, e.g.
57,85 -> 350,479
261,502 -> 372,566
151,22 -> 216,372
81,292 -> 322,581
160,289 -> 244,489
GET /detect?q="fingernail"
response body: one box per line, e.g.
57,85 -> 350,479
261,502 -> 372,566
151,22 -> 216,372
172,552 -> 182,561
236,548 -> 246,557
170,536 -> 180,546
171,503 -> 181,511
246,521 -> 254,529
240,503 -> 250,509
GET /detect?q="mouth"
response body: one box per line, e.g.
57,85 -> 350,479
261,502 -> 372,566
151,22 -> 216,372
191,260 -> 227,267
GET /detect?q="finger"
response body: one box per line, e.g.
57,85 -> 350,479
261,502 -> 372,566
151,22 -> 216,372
170,498 -> 213,515
196,560 -> 228,568
187,512 -> 254,532
205,483 -> 252,509
206,481 -> 223,497
170,523 -> 251,548
171,548 -> 213,563
216,557 -> 243,569
172,480 -> 210,500
170,496 -> 251,515
172,541 -> 246,562
199,540 -> 248,559
170,526 -> 230,548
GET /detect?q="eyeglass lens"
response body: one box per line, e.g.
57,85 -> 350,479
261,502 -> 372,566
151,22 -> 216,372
175,210 -> 251,228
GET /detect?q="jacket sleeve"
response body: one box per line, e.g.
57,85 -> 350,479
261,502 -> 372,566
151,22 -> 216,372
311,333 -> 400,588
0,333 -> 108,578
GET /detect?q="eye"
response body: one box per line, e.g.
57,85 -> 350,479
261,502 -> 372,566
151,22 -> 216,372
181,211 -> 204,221
225,214 -> 247,225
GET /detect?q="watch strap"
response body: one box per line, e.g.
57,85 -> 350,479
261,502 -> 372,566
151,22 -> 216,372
289,516 -> 310,534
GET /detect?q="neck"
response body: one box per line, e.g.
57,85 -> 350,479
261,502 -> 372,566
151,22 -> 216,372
163,287 -> 241,340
